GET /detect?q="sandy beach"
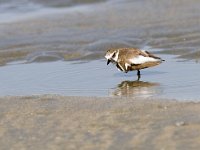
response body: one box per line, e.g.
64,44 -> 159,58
0,95 -> 200,150
0,0 -> 200,149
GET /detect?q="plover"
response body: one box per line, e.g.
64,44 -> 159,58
105,48 -> 164,80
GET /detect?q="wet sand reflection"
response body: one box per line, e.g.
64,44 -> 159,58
111,80 -> 161,98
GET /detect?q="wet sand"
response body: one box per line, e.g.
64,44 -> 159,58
1,0 -> 200,65
0,95 -> 200,150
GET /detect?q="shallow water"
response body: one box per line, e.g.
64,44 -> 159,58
1,55 -> 200,101
0,0 -> 200,101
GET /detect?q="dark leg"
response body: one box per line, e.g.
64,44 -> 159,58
137,70 -> 141,80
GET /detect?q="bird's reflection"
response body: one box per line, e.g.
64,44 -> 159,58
110,80 -> 161,98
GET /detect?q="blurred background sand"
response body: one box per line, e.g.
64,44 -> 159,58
0,0 -> 200,65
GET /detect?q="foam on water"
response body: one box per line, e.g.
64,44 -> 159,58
0,0 -> 107,23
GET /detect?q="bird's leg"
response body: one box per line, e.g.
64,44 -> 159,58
137,70 -> 141,81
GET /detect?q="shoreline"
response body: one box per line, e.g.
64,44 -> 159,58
0,95 -> 200,149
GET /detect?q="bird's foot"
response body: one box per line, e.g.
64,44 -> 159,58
137,70 -> 141,81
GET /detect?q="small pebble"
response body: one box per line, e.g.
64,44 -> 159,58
175,121 -> 186,127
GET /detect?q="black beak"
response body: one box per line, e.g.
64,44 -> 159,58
107,59 -> 111,65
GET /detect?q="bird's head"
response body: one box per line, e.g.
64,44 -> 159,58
105,49 -> 119,65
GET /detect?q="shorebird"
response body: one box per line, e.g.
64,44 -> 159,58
105,48 -> 164,80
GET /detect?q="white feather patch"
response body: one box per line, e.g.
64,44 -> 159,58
130,55 -> 159,64
118,63 -> 125,72
112,51 -> 119,62
105,54 -> 112,60
125,63 -> 130,70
